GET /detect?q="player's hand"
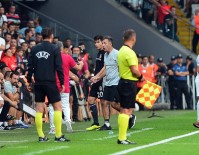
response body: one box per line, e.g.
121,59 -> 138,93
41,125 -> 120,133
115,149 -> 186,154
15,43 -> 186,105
78,61 -> 84,66
60,85 -> 65,93
27,83 -> 32,91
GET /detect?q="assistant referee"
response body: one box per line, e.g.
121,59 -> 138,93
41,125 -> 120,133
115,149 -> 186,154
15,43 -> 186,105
117,29 -> 144,144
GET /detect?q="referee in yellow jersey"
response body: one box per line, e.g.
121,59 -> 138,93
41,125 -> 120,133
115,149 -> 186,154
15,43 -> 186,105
117,29 -> 144,144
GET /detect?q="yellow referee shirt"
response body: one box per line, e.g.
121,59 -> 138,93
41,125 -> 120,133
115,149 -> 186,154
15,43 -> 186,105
118,45 -> 138,81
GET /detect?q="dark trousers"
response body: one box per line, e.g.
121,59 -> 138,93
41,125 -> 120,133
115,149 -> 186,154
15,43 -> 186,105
0,102 -> 10,122
168,80 -> 176,109
175,80 -> 192,109
192,31 -> 199,54
70,86 -> 79,121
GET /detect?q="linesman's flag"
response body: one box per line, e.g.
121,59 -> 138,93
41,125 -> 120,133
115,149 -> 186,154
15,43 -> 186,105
136,81 -> 162,109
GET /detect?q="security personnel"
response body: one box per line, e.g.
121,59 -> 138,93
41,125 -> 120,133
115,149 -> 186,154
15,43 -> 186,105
192,9 -> 199,54
172,54 -> 192,109
167,55 -> 177,109
117,29 -> 144,144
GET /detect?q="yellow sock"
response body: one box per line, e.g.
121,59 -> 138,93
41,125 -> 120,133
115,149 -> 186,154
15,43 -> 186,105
35,112 -> 44,138
118,114 -> 130,141
54,111 -> 62,138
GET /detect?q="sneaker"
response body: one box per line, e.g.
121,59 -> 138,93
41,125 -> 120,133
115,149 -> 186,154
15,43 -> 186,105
15,123 -> 29,129
98,124 -> 112,131
39,136 -> 49,142
193,122 -> 199,128
6,114 -> 16,121
128,114 -> 136,129
0,125 -> 16,130
65,121 -> 73,133
48,128 -> 56,134
54,135 -> 70,142
117,139 -> 136,145
86,124 -> 100,131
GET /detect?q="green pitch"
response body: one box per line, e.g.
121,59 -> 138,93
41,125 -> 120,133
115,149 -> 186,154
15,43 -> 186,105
0,110 -> 199,155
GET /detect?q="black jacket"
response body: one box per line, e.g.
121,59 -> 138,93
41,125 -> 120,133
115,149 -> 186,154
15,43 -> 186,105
27,41 -> 64,86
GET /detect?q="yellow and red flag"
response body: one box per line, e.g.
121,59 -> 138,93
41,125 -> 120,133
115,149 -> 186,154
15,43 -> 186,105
136,81 -> 162,109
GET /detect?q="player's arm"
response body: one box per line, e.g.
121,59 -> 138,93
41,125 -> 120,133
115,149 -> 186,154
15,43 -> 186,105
73,61 -> 84,71
69,71 -> 79,83
91,66 -> 106,83
1,93 -> 18,108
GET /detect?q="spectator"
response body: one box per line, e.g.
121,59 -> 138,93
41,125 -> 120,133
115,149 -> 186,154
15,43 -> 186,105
137,53 -> 142,64
192,9 -> 199,54
18,19 -> 34,37
156,57 -> 167,76
1,48 -> 17,70
0,27 -> 5,59
24,29 -> 33,42
53,36 -> 59,44
6,4 -> 20,25
4,32 -> 11,49
2,21 -> 8,36
35,32 -> 42,44
167,55 -> 177,110
0,6 -> 7,27
34,17 -> 42,33
142,0 -> 155,24
185,55 -> 196,75
148,55 -> 159,83
137,56 -> 154,110
7,22 -> 16,35
156,0 -> 171,32
173,54 -> 192,109
164,6 -> 179,42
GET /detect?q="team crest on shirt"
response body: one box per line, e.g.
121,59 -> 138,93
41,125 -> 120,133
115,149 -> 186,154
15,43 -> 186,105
36,51 -> 50,59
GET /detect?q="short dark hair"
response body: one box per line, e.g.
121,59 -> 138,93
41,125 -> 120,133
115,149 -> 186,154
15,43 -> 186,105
103,36 -> 113,44
41,27 -> 53,39
94,35 -> 103,41
4,71 -> 12,79
123,29 -> 136,42
25,29 -> 31,36
10,71 -> 19,78
79,42 -> 85,46
71,46 -> 81,52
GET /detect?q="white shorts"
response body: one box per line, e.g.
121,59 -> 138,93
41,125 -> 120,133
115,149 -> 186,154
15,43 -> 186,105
195,75 -> 199,97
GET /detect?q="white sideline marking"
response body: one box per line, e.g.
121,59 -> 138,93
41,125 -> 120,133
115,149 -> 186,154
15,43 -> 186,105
24,146 -> 69,155
84,128 -> 153,141
0,140 -> 28,143
110,130 -> 199,155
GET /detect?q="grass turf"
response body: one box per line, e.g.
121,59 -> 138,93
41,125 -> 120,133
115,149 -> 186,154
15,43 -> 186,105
0,110 -> 198,155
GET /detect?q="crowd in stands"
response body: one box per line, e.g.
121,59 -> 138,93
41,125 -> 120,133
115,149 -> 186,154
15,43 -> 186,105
118,0 -> 199,53
0,1 -> 196,131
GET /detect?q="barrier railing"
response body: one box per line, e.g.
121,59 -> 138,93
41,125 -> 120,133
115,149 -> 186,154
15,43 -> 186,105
156,74 -> 196,110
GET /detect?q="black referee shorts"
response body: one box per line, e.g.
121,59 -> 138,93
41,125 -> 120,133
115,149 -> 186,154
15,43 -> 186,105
103,85 -> 119,102
34,83 -> 61,103
117,79 -> 137,109
89,81 -> 103,99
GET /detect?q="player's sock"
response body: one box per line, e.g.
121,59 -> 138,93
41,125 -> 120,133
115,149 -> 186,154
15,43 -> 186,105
105,119 -> 110,127
54,111 -> 62,138
35,112 -> 44,138
89,104 -> 99,125
0,122 -> 3,126
118,114 -> 130,141
197,100 -> 199,122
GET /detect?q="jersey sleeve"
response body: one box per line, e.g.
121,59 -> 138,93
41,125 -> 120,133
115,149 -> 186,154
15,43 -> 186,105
196,56 -> 199,66
126,51 -> 137,66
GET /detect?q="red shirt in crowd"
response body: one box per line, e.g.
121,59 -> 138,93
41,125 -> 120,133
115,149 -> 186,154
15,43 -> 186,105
1,55 -> 17,70
56,53 -> 76,93
157,5 -> 171,24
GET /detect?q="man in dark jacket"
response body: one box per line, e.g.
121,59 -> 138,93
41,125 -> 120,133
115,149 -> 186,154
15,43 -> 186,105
27,28 -> 69,142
